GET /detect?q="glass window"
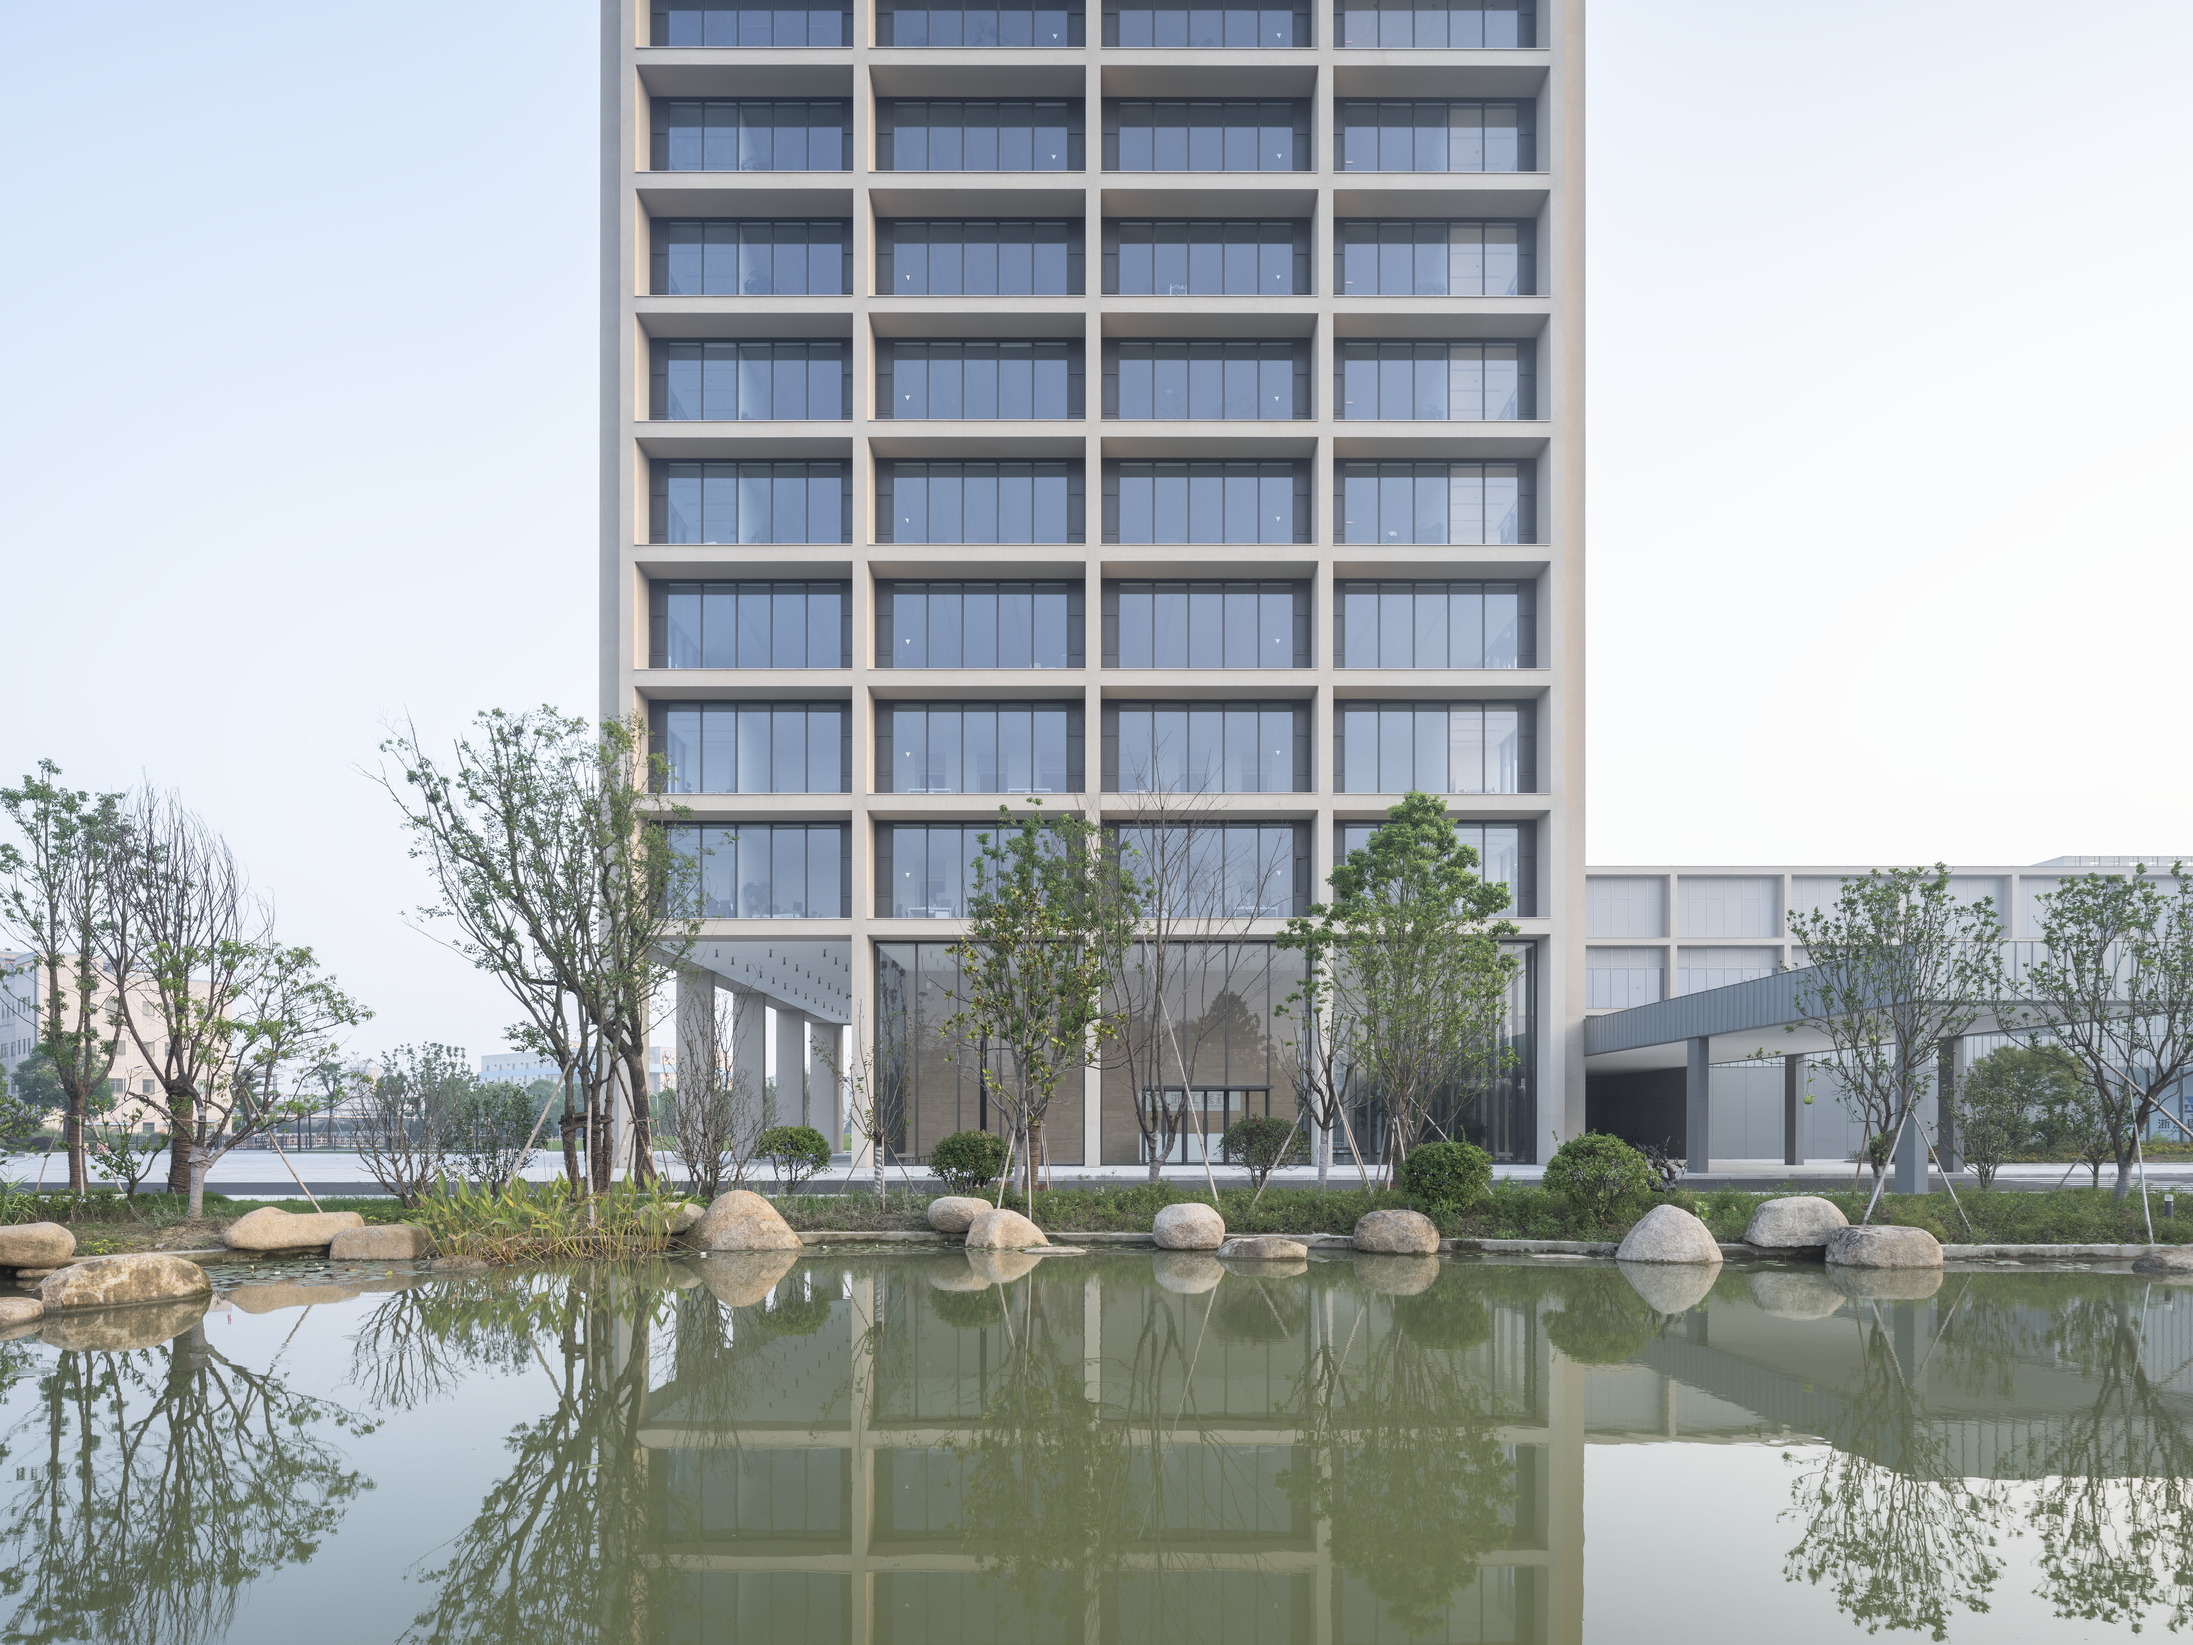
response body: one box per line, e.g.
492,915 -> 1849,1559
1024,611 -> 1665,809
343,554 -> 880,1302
655,581 -> 846,668
880,703 -> 1080,793
1105,102 -> 1309,172
1335,580 -> 1531,669
651,220 -> 851,296
1340,819 -> 1531,917
880,102 -> 1083,171
1107,222 -> 1308,296
1337,460 -> 1531,546
880,582 -> 1082,669
1335,0 -> 1534,45
1106,0 -> 1310,46
650,462 -> 849,544
1336,220 -> 1530,297
1107,703 -> 1305,793
652,341 -> 849,421
652,0 -> 851,44
1105,581 -> 1306,668
880,823 -> 1064,918
880,342 -> 1082,420
1334,341 -> 1531,421
879,462 -> 1083,544
670,824 -> 848,920
1337,701 -> 1532,793
654,703 -> 846,793
1105,462 -> 1308,545
650,100 -> 851,171
1112,823 -> 1305,917
881,0 -> 1084,45
1105,341 -> 1307,420
882,221 -> 1084,296
1337,101 -> 1533,173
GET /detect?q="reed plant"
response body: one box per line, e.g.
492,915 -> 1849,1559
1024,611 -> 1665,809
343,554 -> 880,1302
411,1176 -> 692,1266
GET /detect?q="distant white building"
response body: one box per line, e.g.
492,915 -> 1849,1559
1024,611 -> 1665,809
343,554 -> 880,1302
480,1049 -> 675,1096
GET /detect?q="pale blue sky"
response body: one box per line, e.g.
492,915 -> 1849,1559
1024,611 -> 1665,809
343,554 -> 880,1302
2,0 -> 2187,1055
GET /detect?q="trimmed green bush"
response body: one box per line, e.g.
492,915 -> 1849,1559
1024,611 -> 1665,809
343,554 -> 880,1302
1220,1114 -> 1305,1189
757,1125 -> 833,1194
1399,1139 -> 1492,1215
930,1129 -> 1010,1195
1542,1133 -> 1651,1226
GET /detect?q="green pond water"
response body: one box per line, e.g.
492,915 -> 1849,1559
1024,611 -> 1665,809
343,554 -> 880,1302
0,1249 -> 2184,1644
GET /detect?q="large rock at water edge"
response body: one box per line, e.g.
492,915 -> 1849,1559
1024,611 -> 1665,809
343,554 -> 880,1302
1221,1235 -> 1309,1262
2133,1246 -> 2193,1274
330,1225 -> 435,1261
1825,1224 -> 1942,1269
39,1253 -> 211,1311
1614,1203 -> 1722,1265
964,1207 -> 1047,1249
223,1207 -> 366,1252
928,1196 -> 994,1234
1152,1252 -> 1225,1293
0,1224 -> 74,1269
690,1190 -> 803,1252
1743,1196 -> 1848,1253
1153,1202 -> 1225,1250
1352,1209 -> 1440,1255
1618,1259 -> 1718,1315
665,1202 -> 705,1236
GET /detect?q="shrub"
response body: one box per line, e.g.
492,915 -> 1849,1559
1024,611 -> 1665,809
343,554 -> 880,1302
1542,1133 -> 1650,1227
1398,1140 -> 1492,1215
757,1125 -> 832,1195
929,1129 -> 1010,1195
1219,1115 -> 1305,1189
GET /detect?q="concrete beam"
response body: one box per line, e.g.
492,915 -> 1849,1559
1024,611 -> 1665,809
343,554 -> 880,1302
1685,1035 -> 1711,1175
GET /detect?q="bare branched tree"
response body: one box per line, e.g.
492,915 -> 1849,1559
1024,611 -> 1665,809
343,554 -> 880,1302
95,789 -> 269,1202
670,985 -> 765,1200
359,1043 -> 462,1207
0,762 -> 125,1191
1103,772 -> 1293,1186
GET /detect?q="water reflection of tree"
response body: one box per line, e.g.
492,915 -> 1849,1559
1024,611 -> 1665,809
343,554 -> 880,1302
401,1270 -> 665,1645
0,1323 -> 374,1645
1780,1300 -> 2008,1641
2018,1291 -> 2193,1631
1287,1272 -> 1513,1639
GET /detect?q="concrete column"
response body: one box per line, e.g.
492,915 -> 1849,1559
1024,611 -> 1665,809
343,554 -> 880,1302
730,988 -> 767,1144
808,1020 -> 842,1147
676,966 -> 717,1086
1935,1037 -> 1960,1173
775,1007 -> 808,1130
1783,1053 -> 1804,1167
1894,1082 -> 1924,1195
1685,1036 -> 1711,1175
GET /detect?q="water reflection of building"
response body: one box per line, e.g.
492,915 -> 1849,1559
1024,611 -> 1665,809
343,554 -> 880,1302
632,1258 -> 2193,1645
638,1257 -> 1583,1644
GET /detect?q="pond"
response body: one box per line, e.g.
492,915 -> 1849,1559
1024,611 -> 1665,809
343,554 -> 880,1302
0,1249 -> 2183,1643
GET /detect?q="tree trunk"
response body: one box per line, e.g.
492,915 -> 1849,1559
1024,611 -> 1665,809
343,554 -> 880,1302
165,1096 -> 195,1197
2115,1148 -> 2136,1202
560,1076 -> 582,1190
187,1156 -> 209,1220
623,1043 -> 657,1184
1025,1117 -> 1039,1211
61,1084 -> 86,1195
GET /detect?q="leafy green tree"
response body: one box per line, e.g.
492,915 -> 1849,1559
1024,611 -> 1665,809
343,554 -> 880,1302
1786,866 -> 2003,1207
445,1078 -> 542,1193
2012,865 -> 2193,1200
1957,1043 -> 2079,1187
1279,793 -> 1519,1184
0,761 -> 125,1190
756,1124 -> 830,1194
945,803 -> 1131,1208
379,709 -> 703,1192
7,1045 -> 68,1114
1220,1113 -> 1305,1191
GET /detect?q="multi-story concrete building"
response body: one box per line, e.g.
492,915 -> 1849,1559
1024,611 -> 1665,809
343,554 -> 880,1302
601,0 -> 1585,1164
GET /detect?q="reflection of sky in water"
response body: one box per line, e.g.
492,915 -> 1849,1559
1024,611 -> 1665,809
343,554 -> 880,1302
0,1259 -> 2188,1642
